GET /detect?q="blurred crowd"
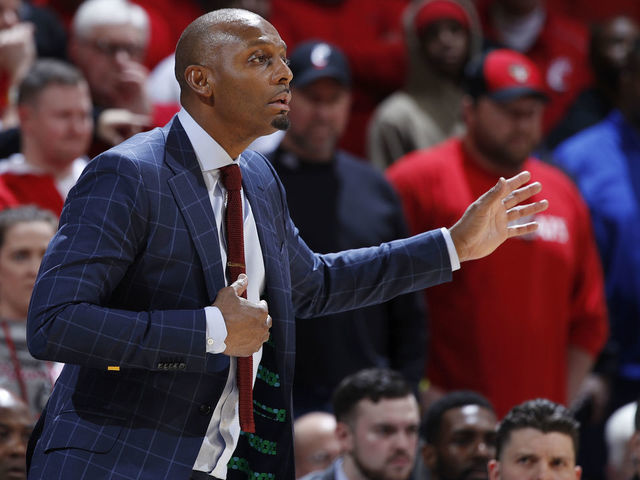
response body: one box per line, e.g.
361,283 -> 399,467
0,0 -> 639,479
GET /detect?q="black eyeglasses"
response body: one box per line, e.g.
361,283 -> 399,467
87,39 -> 145,59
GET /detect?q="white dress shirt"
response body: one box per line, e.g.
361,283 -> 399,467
177,109 -> 266,478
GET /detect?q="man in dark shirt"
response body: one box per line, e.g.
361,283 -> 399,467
267,41 -> 425,415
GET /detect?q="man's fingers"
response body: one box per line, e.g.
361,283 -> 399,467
484,171 -> 532,202
504,170 -> 532,191
506,199 -> 549,222
502,181 -> 542,209
230,274 -> 248,296
506,221 -> 539,238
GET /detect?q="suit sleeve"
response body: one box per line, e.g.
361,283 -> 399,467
283,200 -> 452,319
27,153 -> 209,371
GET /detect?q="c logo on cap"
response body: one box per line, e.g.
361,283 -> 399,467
508,63 -> 530,83
310,43 -> 332,69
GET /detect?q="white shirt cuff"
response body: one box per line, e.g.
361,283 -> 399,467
205,306 -> 228,353
441,227 -> 460,272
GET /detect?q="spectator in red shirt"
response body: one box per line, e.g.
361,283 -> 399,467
478,0 -> 592,135
0,59 -> 92,215
387,49 -> 608,418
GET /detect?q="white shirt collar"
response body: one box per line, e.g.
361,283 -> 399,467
335,458 -> 349,480
177,108 -> 239,172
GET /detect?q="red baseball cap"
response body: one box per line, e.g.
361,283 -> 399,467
465,49 -> 549,102
414,0 -> 470,35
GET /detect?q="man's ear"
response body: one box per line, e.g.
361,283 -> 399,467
184,65 -> 215,105
335,421 -> 354,452
17,104 -> 32,132
68,38 -> 81,65
574,465 -> 582,480
461,94 -> 475,126
488,459 -> 500,480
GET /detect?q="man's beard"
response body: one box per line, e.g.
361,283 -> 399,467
435,459 -> 489,480
352,453 -> 413,480
272,115 -> 290,131
474,132 -> 531,171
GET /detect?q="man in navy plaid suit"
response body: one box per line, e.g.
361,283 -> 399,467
24,8 -> 547,480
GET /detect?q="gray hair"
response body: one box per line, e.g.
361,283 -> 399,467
72,0 -> 150,42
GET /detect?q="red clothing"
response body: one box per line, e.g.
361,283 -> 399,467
480,6 -> 592,134
387,138 -> 608,417
550,0 -> 640,25
0,178 -> 18,210
0,155 -> 86,216
270,0 -> 409,157
0,174 -> 65,215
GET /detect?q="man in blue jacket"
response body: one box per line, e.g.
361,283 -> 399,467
25,8 -> 547,480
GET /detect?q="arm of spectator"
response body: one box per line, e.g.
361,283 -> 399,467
567,347 -> 596,403
571,370 -> 610,423
0,22 -> 36,128
96,108 -> 151,146
116,60 -> 152,115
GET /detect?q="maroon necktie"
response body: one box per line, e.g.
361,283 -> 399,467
219,163 -> 255,433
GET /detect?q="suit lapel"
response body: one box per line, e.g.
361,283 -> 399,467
163,118 -> 226,303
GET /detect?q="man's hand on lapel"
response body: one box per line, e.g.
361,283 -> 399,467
214,274 -> 272,357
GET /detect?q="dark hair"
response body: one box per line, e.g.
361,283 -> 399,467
421,390 -> 495,444
331,368 -> 413,423
496,398 -> 580,459
17,59 -> 86,106
0,206 -> 57,248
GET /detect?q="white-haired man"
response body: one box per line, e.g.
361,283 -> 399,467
69,0 -> 150,146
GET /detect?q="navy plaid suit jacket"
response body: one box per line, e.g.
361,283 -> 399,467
26,117 -> 452,480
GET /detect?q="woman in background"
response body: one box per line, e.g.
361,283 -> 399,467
0,206 -> 57,416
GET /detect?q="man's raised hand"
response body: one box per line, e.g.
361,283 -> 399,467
449,171 -> 549,263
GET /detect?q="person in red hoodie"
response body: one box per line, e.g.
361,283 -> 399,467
0,59 -> 92,215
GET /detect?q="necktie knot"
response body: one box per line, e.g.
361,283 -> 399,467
220,164 -> 242,191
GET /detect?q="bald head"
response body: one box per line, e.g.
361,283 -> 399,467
0,388 -> 27,412
294,412 -> 341,477
175,8 -> 268,95
172,8 -> 291,157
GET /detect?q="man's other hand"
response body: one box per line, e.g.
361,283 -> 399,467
449,171 -> 548,262
213,274 -> 272,357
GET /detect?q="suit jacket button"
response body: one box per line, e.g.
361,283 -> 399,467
199,404 -> 212,415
